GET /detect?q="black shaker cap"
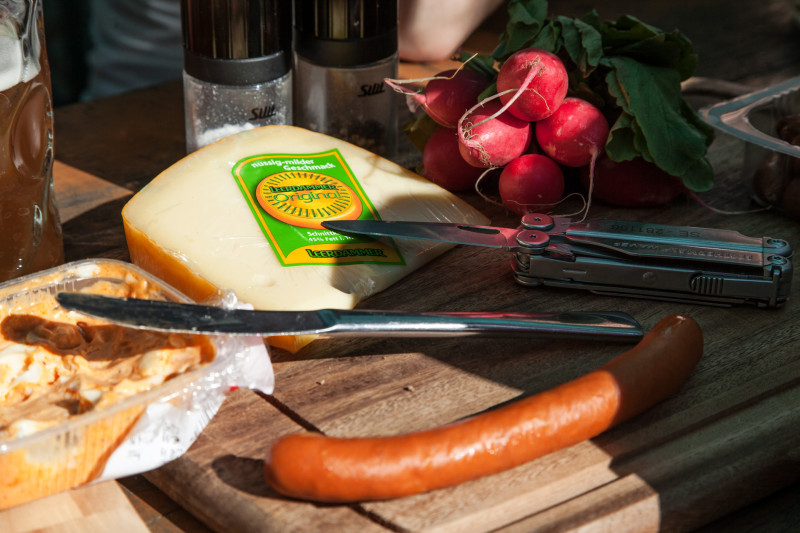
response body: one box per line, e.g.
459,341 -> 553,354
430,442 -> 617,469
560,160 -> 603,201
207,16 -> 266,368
294,0 -> 398,67
182,0 -> 291,84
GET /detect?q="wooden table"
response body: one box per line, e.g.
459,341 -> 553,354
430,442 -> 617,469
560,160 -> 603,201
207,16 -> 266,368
5,1 -> 800,531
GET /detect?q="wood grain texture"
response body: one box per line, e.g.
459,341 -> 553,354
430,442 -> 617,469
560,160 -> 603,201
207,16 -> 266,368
0,481 -> 149,533
53,161 -> 132,223
44,1 -> 800,531
144,389 -> 389,533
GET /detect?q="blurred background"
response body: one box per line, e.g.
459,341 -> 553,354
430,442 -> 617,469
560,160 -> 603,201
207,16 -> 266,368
43,0 -> 800,107
43,0 -> 90,106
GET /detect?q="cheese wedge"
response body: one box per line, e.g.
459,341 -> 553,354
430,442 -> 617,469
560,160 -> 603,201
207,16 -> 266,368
122,126 -> 489,351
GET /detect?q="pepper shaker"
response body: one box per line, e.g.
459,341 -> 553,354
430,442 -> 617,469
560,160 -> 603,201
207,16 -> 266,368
293,0 -> 398,158
181,0 -> 292,153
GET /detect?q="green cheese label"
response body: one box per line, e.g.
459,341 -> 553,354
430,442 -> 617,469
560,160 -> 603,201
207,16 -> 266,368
231,150 -> 405,266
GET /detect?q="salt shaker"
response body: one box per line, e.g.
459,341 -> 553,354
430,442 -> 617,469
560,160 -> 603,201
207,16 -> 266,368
293,0 -> 398,158
181,0 -> 292,153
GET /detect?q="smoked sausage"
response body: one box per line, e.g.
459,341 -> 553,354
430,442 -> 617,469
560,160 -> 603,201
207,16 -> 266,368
264,314 -> 703,502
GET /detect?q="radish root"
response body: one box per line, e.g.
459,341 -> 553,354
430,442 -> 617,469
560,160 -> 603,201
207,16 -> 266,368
384,58 -> 478,115
457,60 -> 545,165
476,170 -> 588,218
687,191 -> 772,215
474,168 -> 503,207
576,150 -> 601,222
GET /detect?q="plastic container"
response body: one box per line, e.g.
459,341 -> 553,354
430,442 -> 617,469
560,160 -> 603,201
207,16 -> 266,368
700,75 -> 800,216
0,258 -> 272,509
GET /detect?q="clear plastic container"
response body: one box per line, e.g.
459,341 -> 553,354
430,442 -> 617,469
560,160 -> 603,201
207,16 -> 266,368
700,75 -> 800,216
0,258 -> 272,509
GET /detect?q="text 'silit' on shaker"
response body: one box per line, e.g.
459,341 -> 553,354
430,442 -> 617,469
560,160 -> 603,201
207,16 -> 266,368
293,0 -> 399,159
180,0 -> 292,153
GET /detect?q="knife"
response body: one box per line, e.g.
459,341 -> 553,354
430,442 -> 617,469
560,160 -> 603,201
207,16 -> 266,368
323,219 -> 524,250
56,293 -> 643,342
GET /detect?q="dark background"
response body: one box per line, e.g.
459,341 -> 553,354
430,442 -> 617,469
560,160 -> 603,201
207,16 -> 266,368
42,1 -> 800,107
43,0 -> 91,106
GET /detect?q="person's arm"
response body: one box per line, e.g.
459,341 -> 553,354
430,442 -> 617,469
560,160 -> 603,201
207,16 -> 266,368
398,0 -> 505,62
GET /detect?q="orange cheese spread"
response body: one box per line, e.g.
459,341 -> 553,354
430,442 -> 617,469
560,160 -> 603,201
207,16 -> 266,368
0,271 -> 215,440
0,261 -> 216,509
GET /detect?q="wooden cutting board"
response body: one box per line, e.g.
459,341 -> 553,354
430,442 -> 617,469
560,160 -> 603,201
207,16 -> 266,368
36,63 -> 800,533
139,127 -> 800,532
144,224 -> 800,532
136,117 -> 800,529
0,481 -> 149,533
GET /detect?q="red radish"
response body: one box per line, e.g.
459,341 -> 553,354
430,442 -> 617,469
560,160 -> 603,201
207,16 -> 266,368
385,69 -> 489,128
535,97 -> 610,168
580,155 -> 686,207
422,127 -> 486,191
458,99 -> 532,168
498,154 -> 565,215
421,70 -> 490,128
496,48 -> 569,122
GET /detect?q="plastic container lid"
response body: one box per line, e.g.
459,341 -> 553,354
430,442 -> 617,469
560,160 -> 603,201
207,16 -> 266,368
181,0 -> 291,85
700,75 -> 800,160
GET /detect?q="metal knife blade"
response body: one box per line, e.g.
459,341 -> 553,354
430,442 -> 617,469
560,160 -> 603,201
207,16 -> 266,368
56,293 -> 643,342
322,220 -> 521,250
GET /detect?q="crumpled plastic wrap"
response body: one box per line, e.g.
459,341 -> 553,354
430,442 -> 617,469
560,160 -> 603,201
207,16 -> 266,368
96,318 -> 272,482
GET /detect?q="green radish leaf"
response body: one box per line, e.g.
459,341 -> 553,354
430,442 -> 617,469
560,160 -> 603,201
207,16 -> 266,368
492,0 -> 549,61
605,113 -> 638,161
600,15 -> 697,79
403,113 -> 438,154
604,56 -> 713,190
557,15 -> 603,76
681,156 -> 715,192
680,98 -> 716,148
529,20 -> 560,51
459,53 -> 498,79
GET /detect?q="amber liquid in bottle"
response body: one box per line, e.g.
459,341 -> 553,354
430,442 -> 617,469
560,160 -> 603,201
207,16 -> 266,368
0,4 -> 64,282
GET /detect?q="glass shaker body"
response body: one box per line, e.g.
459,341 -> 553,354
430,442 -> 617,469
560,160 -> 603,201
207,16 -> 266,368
0,0 -> 64,282
180,0 -> 292,153
183,69 -> 292,153
293,53 -> 398,159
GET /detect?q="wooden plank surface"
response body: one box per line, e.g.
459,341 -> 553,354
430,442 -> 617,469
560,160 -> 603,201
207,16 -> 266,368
0,481 -> 150,533
52,161 -> 132,223
137,204 -> 800,532
44,1 -> 800,531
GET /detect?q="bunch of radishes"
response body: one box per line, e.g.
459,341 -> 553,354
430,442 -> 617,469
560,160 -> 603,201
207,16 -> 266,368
403,47 -> 685,216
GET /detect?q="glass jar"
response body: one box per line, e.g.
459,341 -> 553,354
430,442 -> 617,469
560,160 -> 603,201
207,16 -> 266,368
0,0 -> 64,282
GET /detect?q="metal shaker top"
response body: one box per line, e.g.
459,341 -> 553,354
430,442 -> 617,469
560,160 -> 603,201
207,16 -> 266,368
181,0 -> 291,85
293,0 -> 398,67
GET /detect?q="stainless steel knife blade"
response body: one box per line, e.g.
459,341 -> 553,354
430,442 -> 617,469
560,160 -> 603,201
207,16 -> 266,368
321,220 -> 521,250
55,292 -> 644,342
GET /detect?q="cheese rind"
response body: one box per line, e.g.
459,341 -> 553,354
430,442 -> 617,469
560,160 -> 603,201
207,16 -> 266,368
122,126 -> 489,350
